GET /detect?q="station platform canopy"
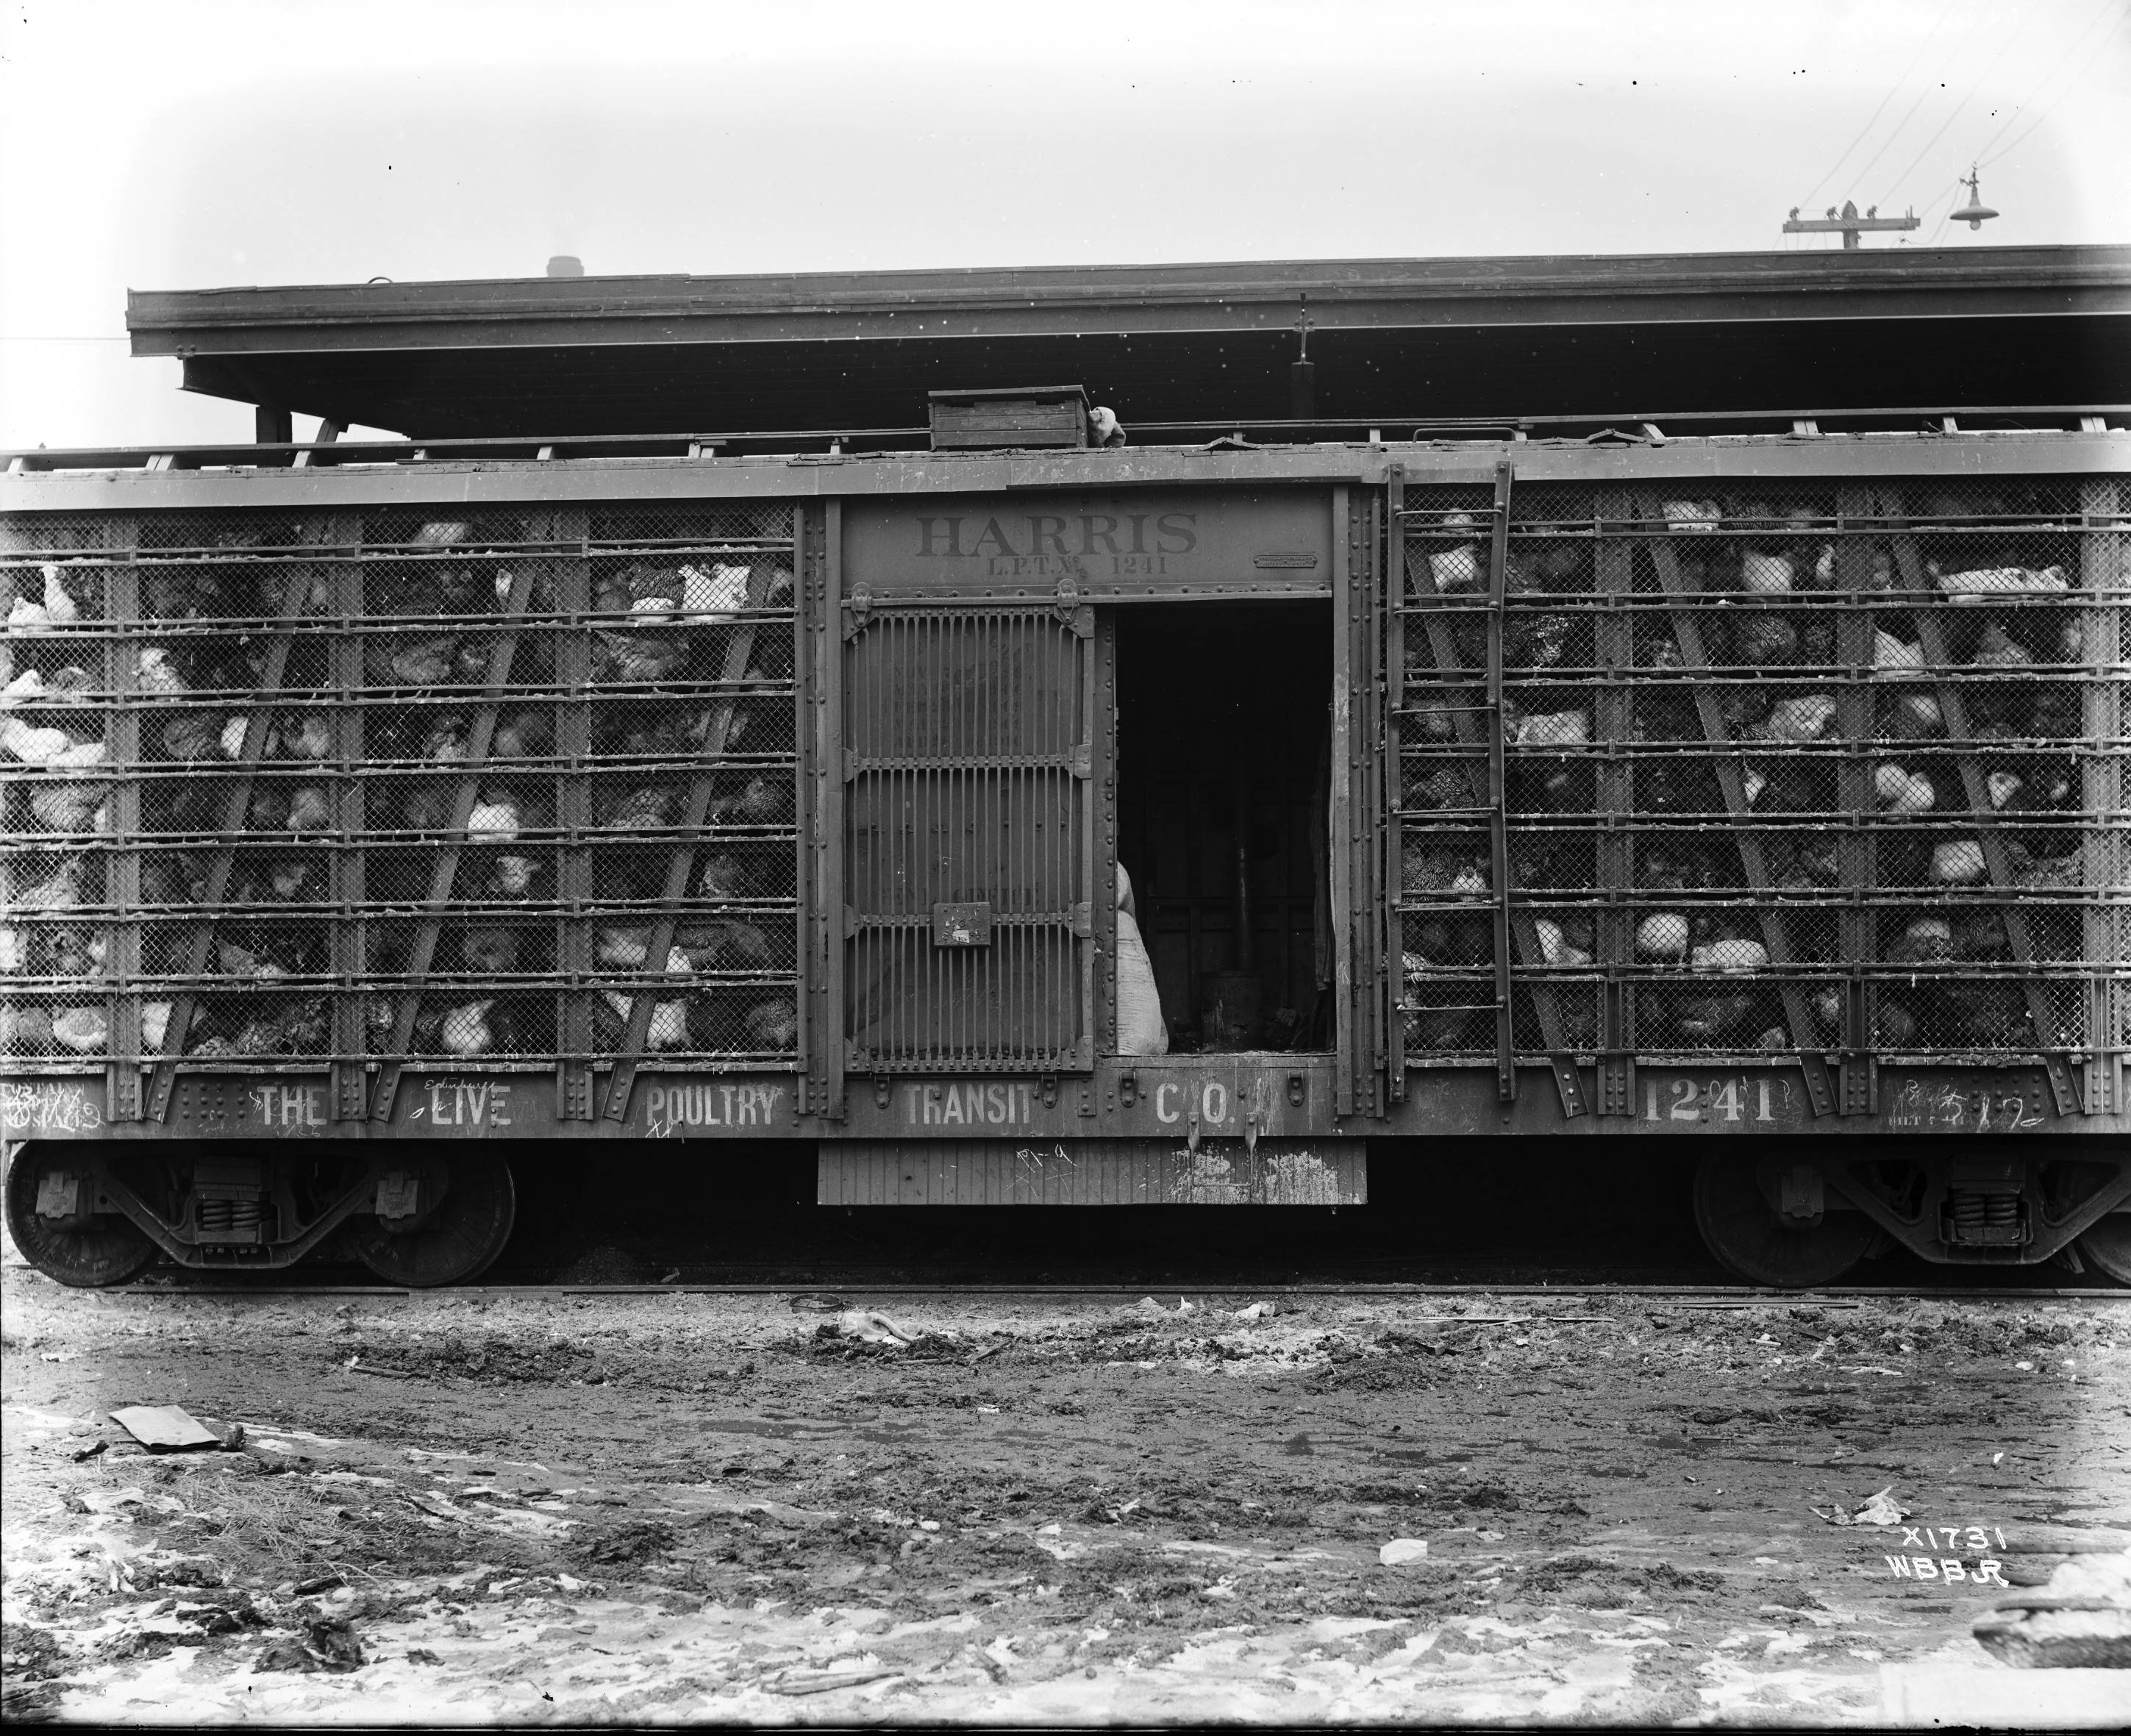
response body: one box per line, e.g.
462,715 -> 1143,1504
126,246 -> 2131,442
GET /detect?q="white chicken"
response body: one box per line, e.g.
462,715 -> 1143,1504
1873,629 -> 1923,671
1691,937 -> 1769,974
441,999 -> 496,1056
7,596 -> 54,633
284,785 -> 332,832
138,647 -> 185,693
1929,840 -> 1987,885
41,564 -> 84,623
1874,763 -> 1935,814
1503,705 -> 1591,748
678,562 -> 751,621
1750,693 -> 1836,743
600,989 -> 689,1051
468,796 -> 521,840
1635,912 -> 1691,961
1532,917 -> 1593,968
1,718 -> 80,764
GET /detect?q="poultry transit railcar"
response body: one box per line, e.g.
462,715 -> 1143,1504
2,425 -> 2128,1288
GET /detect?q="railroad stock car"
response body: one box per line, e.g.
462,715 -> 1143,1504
3,248 -> 2129,1287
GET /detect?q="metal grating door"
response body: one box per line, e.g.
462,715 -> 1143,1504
843,604 -> 1095,1072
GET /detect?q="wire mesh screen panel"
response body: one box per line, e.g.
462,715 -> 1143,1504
1,502 -> 802,1098
1389,474 -> 2129,1076
843,607 -> 1093,1071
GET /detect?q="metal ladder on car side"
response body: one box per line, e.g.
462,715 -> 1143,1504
1391,461 -> 1587,1118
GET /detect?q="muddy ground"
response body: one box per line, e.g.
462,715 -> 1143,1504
4,1268 -> 2127,1726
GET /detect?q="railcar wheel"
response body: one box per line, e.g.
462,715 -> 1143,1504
1692,1155 -> 1876,1288
346,1155 -> 515,1287
2074,1215 -> 2131,1286
4,1152 -> 159,1288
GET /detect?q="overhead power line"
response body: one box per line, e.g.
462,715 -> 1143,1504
1878,0 -> 2046,207
1841,2 -> 1996,196
1978,4 -> 2129,169
1797,0 -> 1958,212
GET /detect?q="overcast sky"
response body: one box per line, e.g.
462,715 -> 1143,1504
1,0 -> 2124,449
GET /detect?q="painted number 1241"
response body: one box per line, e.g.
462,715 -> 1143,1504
1644,1077 -> 1777,1124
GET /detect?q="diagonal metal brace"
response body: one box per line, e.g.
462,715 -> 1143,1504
1642,503 -> 1838,1118
600,571 -> 771,1122
368,564 -> 538,1123
146,562 -> 325,1122
1879,490 -> 2084,1117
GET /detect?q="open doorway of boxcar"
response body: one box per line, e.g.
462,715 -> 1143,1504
1112,601 -> 1335,1055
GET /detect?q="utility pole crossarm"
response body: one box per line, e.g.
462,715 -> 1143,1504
1781,201 -> 1921,249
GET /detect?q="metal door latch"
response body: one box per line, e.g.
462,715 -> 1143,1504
1185,1104 -> 1202,1152
1040,1075 -> 1059,1110
1119,1071 -> 1137,1108
874,1076 -> 892,1110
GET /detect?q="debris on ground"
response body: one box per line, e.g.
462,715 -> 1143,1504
108,1405 -> 220,1451
825,1309 -> 920,1346
6,1276 -> 2125,1724
1810,1485 -> 1912,1526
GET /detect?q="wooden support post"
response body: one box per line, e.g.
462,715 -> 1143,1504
2082,478 -> 2125,1113
809,501 -> 846,1120
329,514 -> 368,1120
1593,487 -> 1635,1116
104,519 -> 142,1122
1384,468 -> 1408,1101
554,509 -> 594,1121
1833,487 -> 1879,1115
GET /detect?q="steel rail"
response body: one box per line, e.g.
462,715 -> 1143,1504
99,1280 -> 2131,1301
